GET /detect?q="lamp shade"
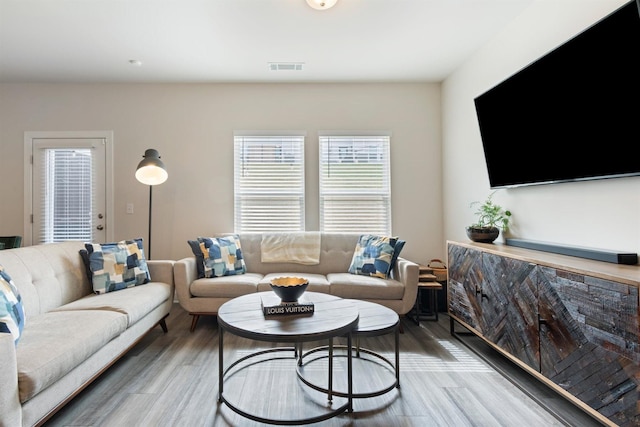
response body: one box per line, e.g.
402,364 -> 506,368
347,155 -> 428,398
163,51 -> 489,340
306,0 -> 338,10
135,149 -> 168,185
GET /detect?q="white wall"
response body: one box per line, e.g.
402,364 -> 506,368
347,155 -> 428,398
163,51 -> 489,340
442,0 -> 640,255
0,83 -> 442,263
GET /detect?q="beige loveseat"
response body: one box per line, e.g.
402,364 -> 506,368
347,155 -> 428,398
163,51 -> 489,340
0,241 -> 174,427
174,233 -> 419,331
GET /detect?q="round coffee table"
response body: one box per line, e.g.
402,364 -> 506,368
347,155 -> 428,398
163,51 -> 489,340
296,299 -> 400,398
217,291 -> 359,425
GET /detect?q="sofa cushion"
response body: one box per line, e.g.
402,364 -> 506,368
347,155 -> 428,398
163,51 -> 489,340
189,273 -> 262,298
327,272 -> 405,300
51,282 -> 172,327
16,310 -> 128,403
348,235 -> 398,279
188,235 -> 247,279
0,264 -> 25,345
84,238 -> 150,294
257,272 -> 330,294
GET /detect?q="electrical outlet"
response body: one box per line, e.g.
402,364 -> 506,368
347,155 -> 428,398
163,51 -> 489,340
126,203 -> 134,214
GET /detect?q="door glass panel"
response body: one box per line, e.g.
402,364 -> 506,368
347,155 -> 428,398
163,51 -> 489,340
32,138 -> 106,244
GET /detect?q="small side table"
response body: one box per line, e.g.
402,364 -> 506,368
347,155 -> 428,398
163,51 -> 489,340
297,299 -> 400,399
409,266 -> 443,325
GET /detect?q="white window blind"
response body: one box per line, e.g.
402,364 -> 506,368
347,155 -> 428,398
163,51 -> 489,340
234,134 -> 305,232
319,135 -> 391,235
36,148 -> 95,243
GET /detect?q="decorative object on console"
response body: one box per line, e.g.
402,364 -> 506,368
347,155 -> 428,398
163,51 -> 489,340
270,276 -> 309,302
466,227 -> 499,244
466,191 -> 511,243
505,238 -> 638,265
135,148 -> 168,259
306,0 -> 338,11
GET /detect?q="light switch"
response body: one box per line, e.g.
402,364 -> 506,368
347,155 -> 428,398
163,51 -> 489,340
126,203 -> 134,214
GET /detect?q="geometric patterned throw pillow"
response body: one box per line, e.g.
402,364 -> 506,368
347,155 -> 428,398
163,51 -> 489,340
0,264 -> 26,345
188,235 -> 246,278
348,234 -> 398,279
84,238 -> 150,294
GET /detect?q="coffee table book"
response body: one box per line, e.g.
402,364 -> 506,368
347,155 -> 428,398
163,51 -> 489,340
260,294 -> 315,317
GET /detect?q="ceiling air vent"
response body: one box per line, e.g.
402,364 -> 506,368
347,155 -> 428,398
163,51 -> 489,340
268,62 -> 304,71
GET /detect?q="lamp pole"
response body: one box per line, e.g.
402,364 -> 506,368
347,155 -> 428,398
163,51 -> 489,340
148,184 -> 153,259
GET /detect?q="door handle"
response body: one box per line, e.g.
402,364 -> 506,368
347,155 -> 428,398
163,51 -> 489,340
475,287 -> 489,301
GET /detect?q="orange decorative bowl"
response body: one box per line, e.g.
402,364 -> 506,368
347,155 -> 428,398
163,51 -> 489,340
270,277 -> 309,302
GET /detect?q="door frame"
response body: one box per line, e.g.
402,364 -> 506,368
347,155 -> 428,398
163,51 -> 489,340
23,131 -> 114,246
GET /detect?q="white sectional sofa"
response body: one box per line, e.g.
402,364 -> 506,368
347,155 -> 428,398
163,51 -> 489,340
174,233 -> 419,331
0,241 -> 174,427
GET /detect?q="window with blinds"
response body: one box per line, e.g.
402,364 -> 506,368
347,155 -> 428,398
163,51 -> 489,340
319,135 -> 391,235
234,134 -> 305,232
37,148 -> 94,243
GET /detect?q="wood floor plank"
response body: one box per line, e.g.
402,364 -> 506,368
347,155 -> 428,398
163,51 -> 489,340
44,303 -> 604,427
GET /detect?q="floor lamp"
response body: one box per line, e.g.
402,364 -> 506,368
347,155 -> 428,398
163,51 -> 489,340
135,149 -> 168,259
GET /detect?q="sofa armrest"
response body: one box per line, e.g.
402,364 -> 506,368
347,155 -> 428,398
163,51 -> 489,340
147,259 -> 175,287
392,257 -> 420,315
173,257 -> 198,312
0,333 -> 22,426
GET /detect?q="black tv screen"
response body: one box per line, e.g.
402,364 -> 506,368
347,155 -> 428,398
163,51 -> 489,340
474,0 -> 640,189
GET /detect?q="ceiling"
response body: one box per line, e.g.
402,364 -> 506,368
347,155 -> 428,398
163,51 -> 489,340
0,0 -> 536,84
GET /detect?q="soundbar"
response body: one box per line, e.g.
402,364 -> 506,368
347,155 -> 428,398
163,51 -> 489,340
505,238 -> 638,265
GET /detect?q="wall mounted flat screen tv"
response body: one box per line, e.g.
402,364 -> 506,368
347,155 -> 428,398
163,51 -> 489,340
474,0 -> 640,189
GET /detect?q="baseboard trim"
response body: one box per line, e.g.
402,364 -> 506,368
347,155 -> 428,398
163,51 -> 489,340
505,238 -> 638,265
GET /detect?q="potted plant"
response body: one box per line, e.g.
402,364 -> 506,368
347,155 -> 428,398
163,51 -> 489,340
466,192 -> 512,243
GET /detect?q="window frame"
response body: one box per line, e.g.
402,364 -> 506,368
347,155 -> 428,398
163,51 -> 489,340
318,132 -> 392,235
233,131 -> 306,233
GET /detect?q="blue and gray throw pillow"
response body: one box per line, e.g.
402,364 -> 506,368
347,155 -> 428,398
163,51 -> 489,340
348,235 -> 401,279
188,235 -> 246,279
389,239 -> 406,276
84,238 -> 150,294
0,264 -> 26,345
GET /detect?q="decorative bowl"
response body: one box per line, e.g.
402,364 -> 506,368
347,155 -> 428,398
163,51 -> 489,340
270,277 -> 309,302
466,226 -> 500,243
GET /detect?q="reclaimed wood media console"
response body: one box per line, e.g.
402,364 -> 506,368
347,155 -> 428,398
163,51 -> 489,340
447,241 -> 640,427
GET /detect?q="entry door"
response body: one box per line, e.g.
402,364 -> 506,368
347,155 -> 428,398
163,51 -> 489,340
26,132 -> 113,245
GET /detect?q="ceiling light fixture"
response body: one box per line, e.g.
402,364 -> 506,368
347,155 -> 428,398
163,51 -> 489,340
306,0 -> 338,11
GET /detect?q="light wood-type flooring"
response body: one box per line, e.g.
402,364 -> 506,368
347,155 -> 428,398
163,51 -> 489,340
45,303 -> 605,427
